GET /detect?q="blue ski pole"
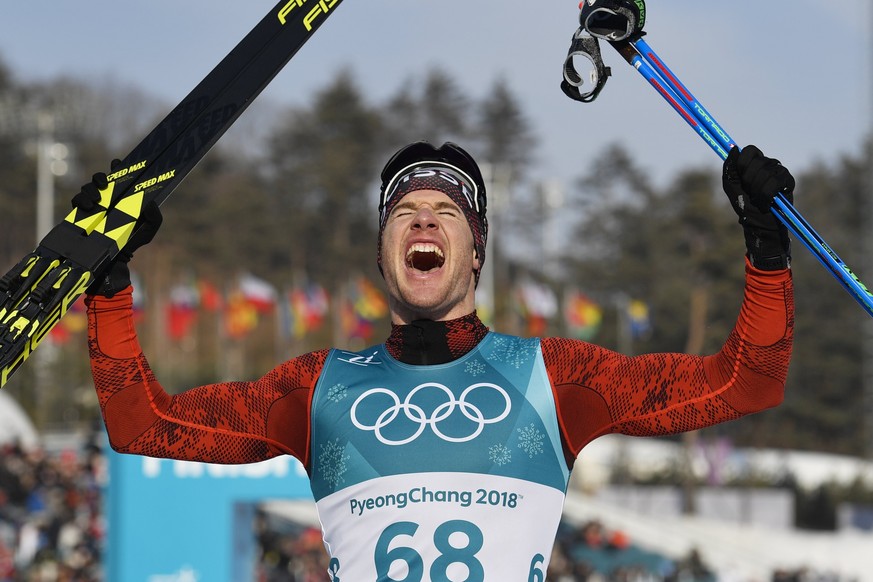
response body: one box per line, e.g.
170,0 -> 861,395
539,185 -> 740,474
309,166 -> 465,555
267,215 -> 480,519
610,37 -> 873,318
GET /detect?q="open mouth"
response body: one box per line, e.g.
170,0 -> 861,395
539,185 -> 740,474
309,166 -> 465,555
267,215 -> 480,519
406,243 -> 445,272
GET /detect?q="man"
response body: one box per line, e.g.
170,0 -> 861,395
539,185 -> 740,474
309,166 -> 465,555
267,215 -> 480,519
82,140 -> 793,580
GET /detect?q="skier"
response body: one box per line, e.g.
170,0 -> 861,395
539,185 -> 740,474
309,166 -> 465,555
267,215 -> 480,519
79,139 -> 794,580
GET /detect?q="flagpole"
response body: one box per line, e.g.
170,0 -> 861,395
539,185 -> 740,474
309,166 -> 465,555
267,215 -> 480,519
614,293 -> 632,355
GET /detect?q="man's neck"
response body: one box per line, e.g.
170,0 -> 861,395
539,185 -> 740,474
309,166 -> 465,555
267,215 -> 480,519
384,312 -> 488,365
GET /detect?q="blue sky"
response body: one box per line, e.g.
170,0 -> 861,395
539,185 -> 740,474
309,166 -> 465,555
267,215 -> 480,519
1,1 -> 870,195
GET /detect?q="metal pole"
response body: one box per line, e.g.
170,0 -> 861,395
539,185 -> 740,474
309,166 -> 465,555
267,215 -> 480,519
33,112 -> 61,430
477,162 -> 512,329
36,113 -> 55,243
540,179 -> 564,282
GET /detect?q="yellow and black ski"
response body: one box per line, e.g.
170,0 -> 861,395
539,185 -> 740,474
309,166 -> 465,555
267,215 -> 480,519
0,0 -> 343,387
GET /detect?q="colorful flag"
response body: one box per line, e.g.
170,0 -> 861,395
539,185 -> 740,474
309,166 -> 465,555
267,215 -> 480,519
352,277 -> 388,322
515,281 -> 557,336
281,282 -> 330,340
48,296 -> 87,345
165,282 -> 199,341
474,287 -> 494,327
341,300 -> 374,341
340,278 -> 388,341
627,299 -> 652,339
224,292 -> 259,339
198,280 -> 224,312
238,273 -> 277,313
564,291 -> 602,341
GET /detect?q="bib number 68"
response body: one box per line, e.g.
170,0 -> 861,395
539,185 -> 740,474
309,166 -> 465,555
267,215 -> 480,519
374,520 -> 484,582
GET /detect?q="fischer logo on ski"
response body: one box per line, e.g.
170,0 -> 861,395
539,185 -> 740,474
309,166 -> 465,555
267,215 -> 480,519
278,0 -> 339,30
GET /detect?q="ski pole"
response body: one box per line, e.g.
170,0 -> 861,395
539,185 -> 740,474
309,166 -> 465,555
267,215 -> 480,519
610,38 -> 873,318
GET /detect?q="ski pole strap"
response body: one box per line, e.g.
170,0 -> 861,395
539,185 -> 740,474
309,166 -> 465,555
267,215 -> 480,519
561,28 -> 611,103
578,0 -> 646,42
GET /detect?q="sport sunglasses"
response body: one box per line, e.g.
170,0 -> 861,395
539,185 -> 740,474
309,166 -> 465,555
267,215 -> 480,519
379,160 -> 482,219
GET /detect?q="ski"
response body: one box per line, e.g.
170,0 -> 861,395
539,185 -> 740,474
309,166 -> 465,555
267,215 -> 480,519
0,0 -> 344,387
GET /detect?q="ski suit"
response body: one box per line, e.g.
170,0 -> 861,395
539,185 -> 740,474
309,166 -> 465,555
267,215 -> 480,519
86,261 -> 793,580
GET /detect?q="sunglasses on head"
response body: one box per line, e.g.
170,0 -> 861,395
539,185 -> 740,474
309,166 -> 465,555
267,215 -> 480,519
379,142 -> 487,222
380,161 -> 480,218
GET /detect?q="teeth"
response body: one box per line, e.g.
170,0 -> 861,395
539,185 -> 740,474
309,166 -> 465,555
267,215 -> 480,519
406,243 -> 444,261
406,243 -> 445,271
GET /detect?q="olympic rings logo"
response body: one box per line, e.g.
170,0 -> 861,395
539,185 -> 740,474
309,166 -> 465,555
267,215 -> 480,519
350,382 -> 512,446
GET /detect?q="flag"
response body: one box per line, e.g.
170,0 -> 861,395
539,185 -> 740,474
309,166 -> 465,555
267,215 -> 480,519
281,282 -> 329,340
239,273 -> 277,313
515,281 -> 557,336
165,282 -> 199,341
627,299 -> 652,339
564,291 -> 602,341
224,292 -> 258,339
198,280 -> 224,312
300,284 -> 329,327
48,296 -> 87,345
474,286 -> 494,328
341,300 -> 375,341
352,277 -> 388,322
340,277 -> 388,341
221,275 -> 278,340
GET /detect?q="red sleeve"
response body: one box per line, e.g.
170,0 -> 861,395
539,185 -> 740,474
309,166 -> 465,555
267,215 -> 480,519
542,260 -> 793,460
86,286 -> 328,468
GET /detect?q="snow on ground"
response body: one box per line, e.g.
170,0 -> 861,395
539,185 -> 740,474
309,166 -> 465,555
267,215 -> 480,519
563,490 -> 873,581
574,434 -> 873,491
565,434 -> 873,580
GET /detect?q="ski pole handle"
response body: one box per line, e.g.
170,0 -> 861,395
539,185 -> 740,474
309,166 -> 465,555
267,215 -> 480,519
610,37 -> 873,318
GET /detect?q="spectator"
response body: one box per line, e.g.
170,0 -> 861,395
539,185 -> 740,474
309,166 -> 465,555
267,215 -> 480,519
0,438 -> 103,581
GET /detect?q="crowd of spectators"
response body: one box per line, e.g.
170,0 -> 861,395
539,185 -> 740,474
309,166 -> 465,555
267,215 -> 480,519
0,440 -> 104,581
546,519 -> 714,582
255,521 -> 327,582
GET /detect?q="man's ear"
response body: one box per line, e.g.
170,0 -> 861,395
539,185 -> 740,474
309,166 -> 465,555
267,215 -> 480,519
473,248 -> 480,271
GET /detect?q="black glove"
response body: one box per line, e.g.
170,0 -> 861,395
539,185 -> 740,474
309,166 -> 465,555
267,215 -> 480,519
72,170 -> 163,297
722,145 -> 795,270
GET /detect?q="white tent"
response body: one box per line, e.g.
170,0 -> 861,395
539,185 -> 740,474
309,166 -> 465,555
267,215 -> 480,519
0,390 -> 39,450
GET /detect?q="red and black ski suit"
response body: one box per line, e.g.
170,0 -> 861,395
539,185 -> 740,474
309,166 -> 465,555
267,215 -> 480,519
86,260 -> 793,470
